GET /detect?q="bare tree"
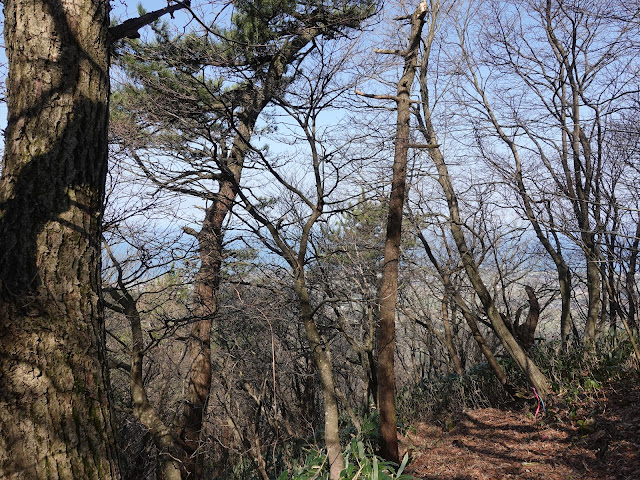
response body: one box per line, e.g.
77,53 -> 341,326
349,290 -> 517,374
411,0 -> 553,400
230,39 -> 372,478
356,1 -> 430,463
462,0 -> 640,344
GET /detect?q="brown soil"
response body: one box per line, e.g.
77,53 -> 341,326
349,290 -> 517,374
401,377 -> 640,480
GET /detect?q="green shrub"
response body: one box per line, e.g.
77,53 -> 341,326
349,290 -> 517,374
277,441 -> 413,480
278,414 -> 416,480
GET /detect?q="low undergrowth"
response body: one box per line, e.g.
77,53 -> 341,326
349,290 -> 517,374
218,332 -> 638,479
397,331 -> 639,424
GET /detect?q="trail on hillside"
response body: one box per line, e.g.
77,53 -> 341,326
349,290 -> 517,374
401,379 -> 640,480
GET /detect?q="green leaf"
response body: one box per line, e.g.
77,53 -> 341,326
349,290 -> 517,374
397,453 -> 409,476
373,456 -> 379,480
277,471 -> 290,480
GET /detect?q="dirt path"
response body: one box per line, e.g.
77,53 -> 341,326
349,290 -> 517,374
401,379 -> 640,479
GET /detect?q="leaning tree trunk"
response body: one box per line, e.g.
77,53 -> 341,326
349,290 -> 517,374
0,1 -> 120,478
294,274 -> 344,480
178,114 -> 252,478
417,231 -> 517,397
415,32 -> 552,399
176,36 -> 314,477
178,193 -> 225,478
427,144 -> 552,400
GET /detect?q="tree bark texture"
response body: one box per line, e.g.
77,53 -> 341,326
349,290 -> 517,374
0,1 -> 119,478
377,2 -> 428,465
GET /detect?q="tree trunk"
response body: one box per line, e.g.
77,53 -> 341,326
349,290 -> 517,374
441,296 -> 465,375
415,88 -> 552,401
515,286 -> 540,351
294,275 -> 344,480
558,265 -> 575,350
584,250 -> 602,342
104,242 -> 184,480
431,146 -> 552,399
176,35 -> 314,477
0,1 -> 120,478
377,3 -> 428,464
128,303 -> 182,480
626,221 -> 640,331
416,231 -> 516,397
178,175 -> 236,477
178,190 -> 228,478
433,154 -> 552,399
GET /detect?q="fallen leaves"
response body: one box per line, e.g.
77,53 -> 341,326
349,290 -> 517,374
400,378 -> 640,480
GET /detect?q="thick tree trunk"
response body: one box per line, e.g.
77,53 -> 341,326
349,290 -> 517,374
377,3 -> 428,464
179,205 -> 223,478
0,1 -> 120,478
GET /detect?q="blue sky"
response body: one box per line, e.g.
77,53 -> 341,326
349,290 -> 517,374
0,2 -> 193,144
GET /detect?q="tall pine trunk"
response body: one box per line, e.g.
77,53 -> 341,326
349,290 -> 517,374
178,116 -> 251,478
0,1 -> 119,478
179,182 -> 233,478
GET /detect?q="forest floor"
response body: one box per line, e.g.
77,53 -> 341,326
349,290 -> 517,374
401,376 -> 640,479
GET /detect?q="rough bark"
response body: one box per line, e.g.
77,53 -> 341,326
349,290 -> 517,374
376,3 -> 428,464
178,185 -> 230,478
0,1 -> 119,478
